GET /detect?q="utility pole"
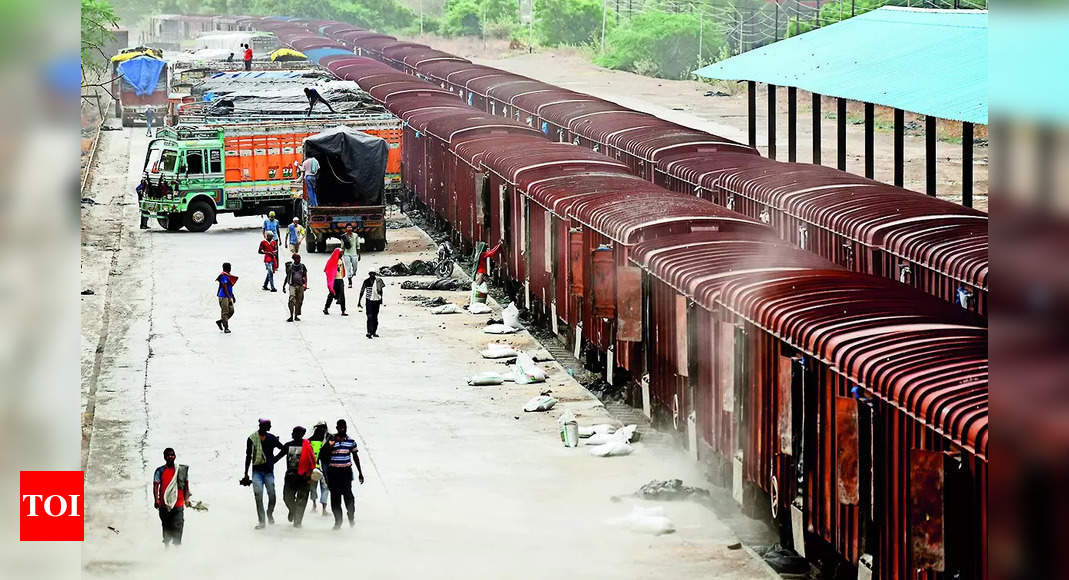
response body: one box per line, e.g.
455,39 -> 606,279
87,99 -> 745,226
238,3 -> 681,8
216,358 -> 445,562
601,0 -> 607,54
529,0 -> 534,53
420,0 -> 424,35
483,3 -> 488,51
698,10 -> 703,63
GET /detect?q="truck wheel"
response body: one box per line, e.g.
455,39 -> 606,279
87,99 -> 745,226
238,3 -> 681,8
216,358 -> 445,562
184,201 -> 215,232
158,215 -> 183,231
121,113 -> 133,127
371,240 -> 387,252
306,233 -> 317,253
316,238 -> 328,254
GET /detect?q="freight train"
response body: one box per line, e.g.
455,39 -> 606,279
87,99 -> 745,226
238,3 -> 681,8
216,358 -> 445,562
242,17 -> 988,580
248,17 -> 988,319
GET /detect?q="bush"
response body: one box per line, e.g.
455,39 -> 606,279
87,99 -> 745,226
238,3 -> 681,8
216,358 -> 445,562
534,0 -> 603,47
596,10 -> 725,79
440,0 -> 519,38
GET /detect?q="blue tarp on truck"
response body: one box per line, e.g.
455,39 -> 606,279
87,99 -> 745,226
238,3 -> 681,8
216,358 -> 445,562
117,56 -> 166,96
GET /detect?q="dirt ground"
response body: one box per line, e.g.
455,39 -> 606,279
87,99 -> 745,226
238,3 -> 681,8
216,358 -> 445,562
406,35 -> 988,212
80,125 -> 778,578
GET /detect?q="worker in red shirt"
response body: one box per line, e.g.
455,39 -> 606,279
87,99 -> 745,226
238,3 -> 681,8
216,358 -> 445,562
152,448 -> 191,547
474,240 -> 503,286
258,231 -> 278,292
242,43 -> 253,71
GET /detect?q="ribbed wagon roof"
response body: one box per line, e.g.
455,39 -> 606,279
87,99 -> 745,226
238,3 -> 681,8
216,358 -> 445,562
415,61 -> 484,84
538,99 -> 628,127
570,192 -> 766,244
484,144 -> 630,184
510,89 -> 596,113
525,174 -> 653,216
629,234 -> 988,459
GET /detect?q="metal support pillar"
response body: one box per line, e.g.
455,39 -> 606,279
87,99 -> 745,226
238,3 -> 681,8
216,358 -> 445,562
812,92 -> 821,165
767,84 -> 777,160
864,102 -> 874,178
837,98 -> 847,171
893,108 -> 904,187
926,115 -> 937,196
748,81 -> 756,148
962,122 -> 973,208
788,87 -> 797,162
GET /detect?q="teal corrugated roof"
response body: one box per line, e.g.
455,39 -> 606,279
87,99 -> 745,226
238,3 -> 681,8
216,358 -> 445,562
694,7 -> 987,125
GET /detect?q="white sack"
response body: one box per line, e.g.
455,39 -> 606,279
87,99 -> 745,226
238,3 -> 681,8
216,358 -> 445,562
513,353 -> 547,384
431,304 -> 463,314
523,394 -> 557,412
589,441 -> 633,457
502,302 -> 522,329
484,324 -> 519,334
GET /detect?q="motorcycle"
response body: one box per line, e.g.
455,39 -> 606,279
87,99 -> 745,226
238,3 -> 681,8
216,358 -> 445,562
435,241 -> 456,278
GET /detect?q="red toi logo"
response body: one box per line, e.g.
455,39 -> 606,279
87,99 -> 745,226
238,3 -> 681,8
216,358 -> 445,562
20,471 -> 84,541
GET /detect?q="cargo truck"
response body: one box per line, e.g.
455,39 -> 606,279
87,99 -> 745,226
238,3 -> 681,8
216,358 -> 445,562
139,115 -> 401,235
302,127 -> 390,253
111,48 -> 169,127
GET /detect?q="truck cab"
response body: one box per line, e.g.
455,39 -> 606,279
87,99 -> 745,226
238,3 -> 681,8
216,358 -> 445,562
141,130 -> 225,231
140,127 -> 301,232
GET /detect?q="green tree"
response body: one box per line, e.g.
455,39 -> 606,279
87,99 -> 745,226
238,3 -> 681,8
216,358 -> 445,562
82,0 -> 119,76
534,0 -> 602,46
596,10 -> 724,79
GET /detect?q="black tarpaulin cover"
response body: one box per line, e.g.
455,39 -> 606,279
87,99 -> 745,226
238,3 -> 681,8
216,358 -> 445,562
303,126 -> 387,206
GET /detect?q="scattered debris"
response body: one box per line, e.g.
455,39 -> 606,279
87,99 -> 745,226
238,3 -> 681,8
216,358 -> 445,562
467,372 -> 506,386
587,424 -> 637,446
634,479 -> 711,502
100,125 -> 122,131
81,197 -> 97,206
755,544 -> 809,575
480,343 -> 518,359
107,526 -> 119,534
704,90 -> 729,97
502,303 -> 522,329
578,424 -> 616,438
590,440 -> 633,457
523,394 -> 557,412
379,259 -> 436,276
431,304 -> 463,314
467,302 -> 492,314
81,289 -> 96,296
727,542 -> 742,550
586,379 -> 626,404
530,349 -> 554,362
513,353 -> 547,384
484,323 -> 519,334
607,506 -> 675,535
187,500 -> 209,512
400,278 -> 471,291
404,295 -> 448,307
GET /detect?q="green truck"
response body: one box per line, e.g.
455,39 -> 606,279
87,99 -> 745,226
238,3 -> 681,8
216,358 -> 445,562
139,126 -> 304,232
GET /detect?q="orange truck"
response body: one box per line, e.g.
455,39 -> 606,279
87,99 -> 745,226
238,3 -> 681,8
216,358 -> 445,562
139,115 -> 401,238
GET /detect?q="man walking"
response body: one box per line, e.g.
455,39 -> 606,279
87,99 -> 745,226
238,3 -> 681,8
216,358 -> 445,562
300,153 -> 320,207
357,271 -> 386,338
286,217 -> 305,254
308,421 -> 330,516
216,262 -> 238,334
304,87 -> 337,115
263,210 -> 280,240
145,108 -> 155,137
243,43 -> 253,71
243,418 -> 283,529
340,225 -> 361,288
258,232 -> 279,292
152,448 -> 190,547
281,426 -> 317,528
321,419 -> 364,530
283,253 -> 308,322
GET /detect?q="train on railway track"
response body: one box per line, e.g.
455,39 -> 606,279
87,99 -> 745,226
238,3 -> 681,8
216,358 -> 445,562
231,16 -> 987,580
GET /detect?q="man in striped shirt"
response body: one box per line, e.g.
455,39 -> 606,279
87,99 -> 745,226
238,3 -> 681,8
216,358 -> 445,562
322,419 -> 364,529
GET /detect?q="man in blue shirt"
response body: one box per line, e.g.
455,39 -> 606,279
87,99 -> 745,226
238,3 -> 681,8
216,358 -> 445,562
286,216 -> 305,254
321,419 -> 364,530
215,262 -> 238,333
262,211 -> 280,240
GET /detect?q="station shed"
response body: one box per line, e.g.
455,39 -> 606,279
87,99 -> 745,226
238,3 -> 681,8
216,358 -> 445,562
694,7 -> 987,208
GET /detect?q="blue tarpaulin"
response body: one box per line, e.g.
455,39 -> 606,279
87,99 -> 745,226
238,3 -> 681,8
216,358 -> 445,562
304,48 -> 354,65
117,56 -> 166,96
